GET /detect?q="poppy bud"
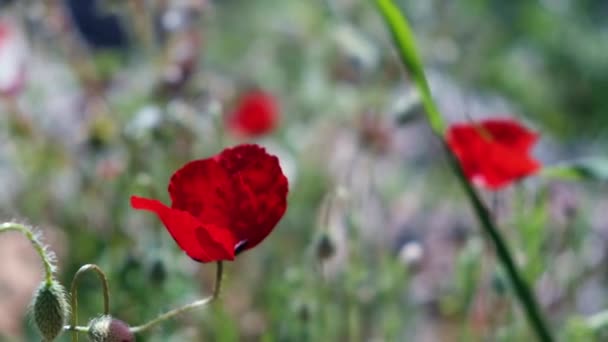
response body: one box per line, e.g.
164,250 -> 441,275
32,280 -> 69,341
88,315 -> 135,342
315,232 -> 336,261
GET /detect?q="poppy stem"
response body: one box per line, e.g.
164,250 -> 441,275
129,261 -> 224,334
68,264 -> 111,342
0,222 -> 55,286
443,143 -> 553,341
213,261 -> 224,298
374,1 -> 553,340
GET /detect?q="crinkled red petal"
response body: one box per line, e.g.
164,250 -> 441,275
168,158 -> 235,228
216,144 -> 288,250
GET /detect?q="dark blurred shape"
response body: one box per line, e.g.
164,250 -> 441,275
296,302 -> 311,323
358,111 -> 392,154
118,253 -> 142,291
491,271 -> 508,296
65,0 -> 128,50
314,232 -> 336,261
148,258 -> 167,286
0,0 -> 14,8
156,30 -> 201,98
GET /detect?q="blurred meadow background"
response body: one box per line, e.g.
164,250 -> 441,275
0,0 -> 608,341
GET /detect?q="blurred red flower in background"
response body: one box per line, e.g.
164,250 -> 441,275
447,118 -> 541,190
131,144 -> 288,262
0,20 -> 26,97
226,90 -> 280,137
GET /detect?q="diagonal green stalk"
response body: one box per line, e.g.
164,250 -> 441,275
373,0 -> 445,134
444,143 -> 553,342
373,1 -> 553,341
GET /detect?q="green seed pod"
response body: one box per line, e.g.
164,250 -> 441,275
32,280 -> 69,341
88,315 -> 135,342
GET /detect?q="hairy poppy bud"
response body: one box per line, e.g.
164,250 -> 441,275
32,280 -> 69,341
315,232 -> 336,261
88,315 -> 135,342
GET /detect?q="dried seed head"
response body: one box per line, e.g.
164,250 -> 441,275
88,315 -> 135,342
32,280 -> 69,341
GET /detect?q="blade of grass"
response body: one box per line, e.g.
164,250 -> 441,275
374,1 -> 553,341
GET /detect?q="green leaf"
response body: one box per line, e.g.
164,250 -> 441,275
541,158 -> 608,181
374,0 -> 445,134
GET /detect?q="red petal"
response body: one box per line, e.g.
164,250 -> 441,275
168,158 -> 235,228
481,119 -> 538,152
216,144 -> 288,250
130,196 -> 236,262
476,144 -> 541,189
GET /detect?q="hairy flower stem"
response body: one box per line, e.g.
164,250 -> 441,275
0,222 -> 55,285
374,1 -> 553,341
129,261 -> 224,334
69,264 -> 111,342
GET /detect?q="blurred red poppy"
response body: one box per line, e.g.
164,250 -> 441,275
226,90 -> 279,137
447,118 -> 541,190
131,144 -> 288,262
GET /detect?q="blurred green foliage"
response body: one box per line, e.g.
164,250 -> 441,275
0,0 -> 606,341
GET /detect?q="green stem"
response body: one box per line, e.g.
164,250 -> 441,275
69,264 -> 111,342
373,1 -> 553,340
63,325 -> 89,333
0,222 -> 55,285
374,0 -> 446,134
129,261 -> 223,334
444,143 -> 553,341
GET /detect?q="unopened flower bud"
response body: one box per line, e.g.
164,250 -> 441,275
32,280 -> 69,341
88,315 -> 135,342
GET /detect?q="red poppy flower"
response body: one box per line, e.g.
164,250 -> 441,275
226,90 -> 279,137
447,118 -> 541,190
131,144 -> 288,262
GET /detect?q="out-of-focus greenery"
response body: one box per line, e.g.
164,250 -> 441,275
405,0 -> 608,140
0,1 -> 607,341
